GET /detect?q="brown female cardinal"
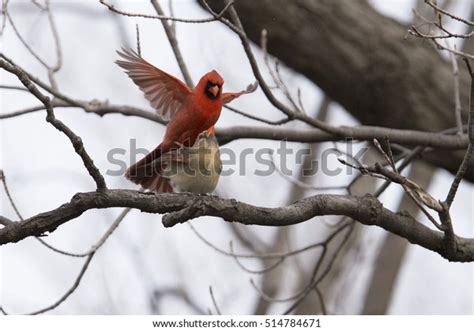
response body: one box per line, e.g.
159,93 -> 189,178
148,127 -> 222,193
116,48 -> 257,193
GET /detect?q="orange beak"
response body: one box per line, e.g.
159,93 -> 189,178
209,85 -> 219,97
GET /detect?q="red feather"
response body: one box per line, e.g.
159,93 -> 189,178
222,81 -> 258,104
116,48 -> 192,121
116,48 -> 257,193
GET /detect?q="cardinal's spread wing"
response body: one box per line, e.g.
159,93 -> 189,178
221,81 -> 258,104
116,48 -> 192,121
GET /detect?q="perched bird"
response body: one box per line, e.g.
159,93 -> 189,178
116,48 -> 257,192
152,127 -> 222,193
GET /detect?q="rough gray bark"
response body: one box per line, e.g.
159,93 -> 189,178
203,0 -> 474,181
1,189 -> 473,262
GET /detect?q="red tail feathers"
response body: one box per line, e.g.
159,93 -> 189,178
125,145 -> 173,193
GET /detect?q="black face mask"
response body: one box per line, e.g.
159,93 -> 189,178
205,81 -> 221,100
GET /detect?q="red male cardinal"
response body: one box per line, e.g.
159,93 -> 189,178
116,48 -> 257,193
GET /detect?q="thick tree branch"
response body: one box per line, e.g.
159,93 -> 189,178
1,98 -> 468,149
216,125 -> 468,149
0,216 -> 13,226
0,189 -> 472,262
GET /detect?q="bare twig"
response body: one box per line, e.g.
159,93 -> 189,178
0,84 -> 28,92
261,29 -> 303,113
339,154 -> 445,232
373,146 -> 426,196
0,0 -> 8,36
0,172 -> 130,316
449,50 -> 464,134
29,253 -> 95,315
190,222 -> 352,262
409,25 -> 474,40
0,170 -> 22,220
372,126 -> 467,197
445,60 -> 474,207
31,0 -> 45,10
167,0 -> 176,33
224,104 -> 291,125
5,11 -> 49,68
0,98 -> 166,124
283,223 -> 354,315
152,287 -> 206,314
99,0 -> 234,25
371,139 -> 444,229
314,287 -> 327,315
432,38 -> 474,59
135,23 -> 141,56
269,151 -> 348,192
229,242 -> 285,274
150,0 -> 193,87
45,0 -> 62,89
38,208 -> 131,258
424,0 -> 474,26
0,57 -> 107,190
248,222 -> 352,312
209,287 -> 222,315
